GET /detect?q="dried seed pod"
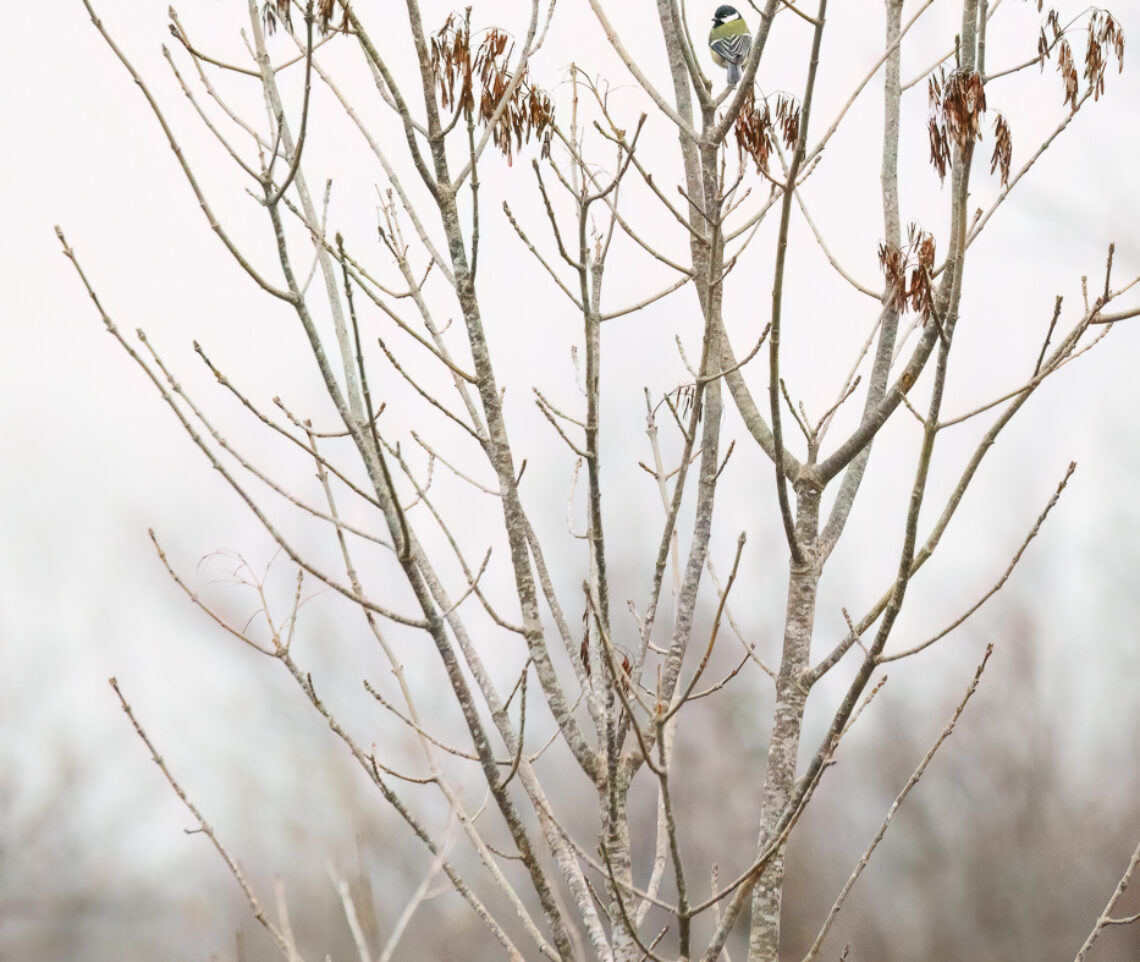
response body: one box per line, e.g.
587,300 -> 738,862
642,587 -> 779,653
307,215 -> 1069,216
927,67 -> 986,182
430,14 -> 554,164
878,223 -> 937,323
990,113 -> 1012,187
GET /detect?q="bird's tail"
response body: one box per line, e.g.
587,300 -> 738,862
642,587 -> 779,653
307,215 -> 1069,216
727,62 -> 741,85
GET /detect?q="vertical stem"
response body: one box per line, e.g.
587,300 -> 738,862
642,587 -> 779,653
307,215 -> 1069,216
582,207 -> 610,631
746,483 -> 821,962
750,14 -> 981,956
768,0 -> 828,568
247,0 -> 363,421
604,740 -> 637,961
800,0 -> 982,822
747,8 -> 828,955
977,0 -> 989,76
817,0 -> 903,561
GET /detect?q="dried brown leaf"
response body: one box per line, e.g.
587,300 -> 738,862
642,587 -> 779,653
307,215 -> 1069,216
775,94 -> 800,151
990,112 -> 1012,187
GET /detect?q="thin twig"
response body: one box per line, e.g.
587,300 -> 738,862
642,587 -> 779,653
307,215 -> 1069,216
109,678 -> 300,958
1074,833 -> 1140,960
880,463 -> 1076,664
803,644 -> 994,961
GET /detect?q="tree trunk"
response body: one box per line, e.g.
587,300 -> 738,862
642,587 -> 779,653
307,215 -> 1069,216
748,481 -> 821,961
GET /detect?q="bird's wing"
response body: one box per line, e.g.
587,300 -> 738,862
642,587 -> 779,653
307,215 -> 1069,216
709,32 -> 750,66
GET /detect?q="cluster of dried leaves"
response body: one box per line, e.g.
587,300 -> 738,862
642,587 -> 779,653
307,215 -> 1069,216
878,223 -> 936,322
989,112 -> 1012,186
733,88 -> 800,175
1036,7 -> 1125,110
929,6 -> 1125,186
927,68 -> 988,183
1083,9 -> 1125,101
261,0 -> 349,36
431,13 -> 554,163
1043,11 -> 1080,109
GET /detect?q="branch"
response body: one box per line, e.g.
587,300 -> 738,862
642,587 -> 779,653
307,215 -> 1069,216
768,0 -> 827,565
299,37 -> 454,282
803,644 -> 994,961
264,1 -> 315,206
343,7 -> 439,199
804,0 -> 936,166
662,533 -> 746,722
57,229 -> 426,627
503,201 -> 584,309
966,90 -> 1091,248
80,0 -> 293,300
162,45 -> 261,182
109,678 -> 300,959
879,463 -> 1075,664
1074,833 -> 1140,960
584,0 -> 698,139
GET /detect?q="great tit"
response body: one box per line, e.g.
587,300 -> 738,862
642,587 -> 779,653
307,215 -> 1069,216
709,5 -> 751,86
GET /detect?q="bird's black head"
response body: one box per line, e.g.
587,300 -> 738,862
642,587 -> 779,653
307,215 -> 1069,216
712,4 -> 740,23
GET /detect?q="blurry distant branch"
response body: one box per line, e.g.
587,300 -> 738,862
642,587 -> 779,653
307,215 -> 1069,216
333,792 -> 462,962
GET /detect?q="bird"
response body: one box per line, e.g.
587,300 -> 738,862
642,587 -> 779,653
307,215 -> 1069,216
709,5 -> 751,86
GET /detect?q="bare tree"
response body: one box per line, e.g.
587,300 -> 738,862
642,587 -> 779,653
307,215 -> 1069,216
62,0 -> 1138,959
